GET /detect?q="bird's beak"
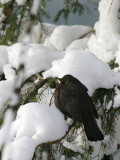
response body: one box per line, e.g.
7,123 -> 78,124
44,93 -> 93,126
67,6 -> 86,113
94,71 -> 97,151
56,77 -> 62,81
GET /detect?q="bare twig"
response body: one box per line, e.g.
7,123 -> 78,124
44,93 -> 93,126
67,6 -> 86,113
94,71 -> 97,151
49,93 -> 54,106
79,29 -> 95,39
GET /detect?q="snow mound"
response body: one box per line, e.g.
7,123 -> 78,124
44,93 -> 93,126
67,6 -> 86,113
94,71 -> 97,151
88,0 -> 120,62
66,38 -> 89,51
0,79 -> 18,117
13,103 -> 68,143
1,103 -> 68,160
7,43 -> 64,79
50,25 -> 92,51
43,50 -> 120,95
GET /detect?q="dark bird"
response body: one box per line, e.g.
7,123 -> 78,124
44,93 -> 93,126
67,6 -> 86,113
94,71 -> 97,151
54,74 -> 104,142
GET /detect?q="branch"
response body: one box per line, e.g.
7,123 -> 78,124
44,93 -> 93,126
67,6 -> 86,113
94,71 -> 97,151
79,29 -> 95,39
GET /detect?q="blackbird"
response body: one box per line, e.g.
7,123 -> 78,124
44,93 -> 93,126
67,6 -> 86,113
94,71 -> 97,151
54,74 -> 104,141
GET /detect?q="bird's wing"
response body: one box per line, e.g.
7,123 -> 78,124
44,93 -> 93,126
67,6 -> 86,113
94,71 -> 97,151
59,85 -> 84,121
54,83 -> 98,120
61,86 -> 98,120
54,86 -> 71,117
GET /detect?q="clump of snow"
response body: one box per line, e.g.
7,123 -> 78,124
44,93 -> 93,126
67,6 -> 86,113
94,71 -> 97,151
1,103 -> 68,160
60,155 -> 65,160
50,25 -> 92,51
0,8 -> 6,22
44,37 -> 57,50
62,140 -> 84,154
66,118 -> 74,126
113,86 -> 120,109
7,43 -> 25,69
13,103 -> 68,142
0,45 -> 8,75
1,0 -> 26,5
106,100 -> 112,110
43,50 -> 120,95
3,64 -> 16,80
88,0 -> 120,62
7,43 -> 64,79
0,79 -> 18,117
15,0 -> 27,5
66,38 -> 89,51
115,41 -> 120,72
31,0 -> 40,15
2,137 -> 36,160
0,109 -> 14,147
1,0 -> 12,4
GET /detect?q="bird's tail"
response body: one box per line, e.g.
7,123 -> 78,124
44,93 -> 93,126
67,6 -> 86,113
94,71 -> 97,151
83,117 -> 104,142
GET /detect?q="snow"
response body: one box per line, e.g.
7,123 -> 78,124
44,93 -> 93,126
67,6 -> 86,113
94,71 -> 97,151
0,45 -> 8,75
66,38 -> 89,51
44,37 -> 58,50
88,0 -> 120,62
7,43 -> 25,69
0,109 -> 14,147
115,41 -> 120,72
50,25 -> 92,51
0,79 -> 18,117
1,0 -> 26,5
3,64 -> 16,80
0,0 -> 120,159
0,8 -> 6,22
14,103 -> 68,142
31,0 -> 40,15
15,0 -> 27,5
62,140 -> 84,153
113,86 -> 120,109
2,137 -> 36,160
18,22 -> 56,44
43,50 -> 120,95
106,100 -> 112,110
0,103 -> 68,160
1,0 -> 12,4
7,43 -> 64,79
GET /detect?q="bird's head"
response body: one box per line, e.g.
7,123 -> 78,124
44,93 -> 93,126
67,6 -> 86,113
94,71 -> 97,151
56,75 -> 76,86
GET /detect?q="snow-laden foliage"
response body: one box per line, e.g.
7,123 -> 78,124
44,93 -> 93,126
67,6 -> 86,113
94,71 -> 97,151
43,50 -> 120,95
88,0 -> 120,62
1,103 -> 68,160
0,0 -> 120,160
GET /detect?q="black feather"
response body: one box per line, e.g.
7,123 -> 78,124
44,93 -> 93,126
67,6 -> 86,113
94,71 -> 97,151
54,74 -> 104,142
